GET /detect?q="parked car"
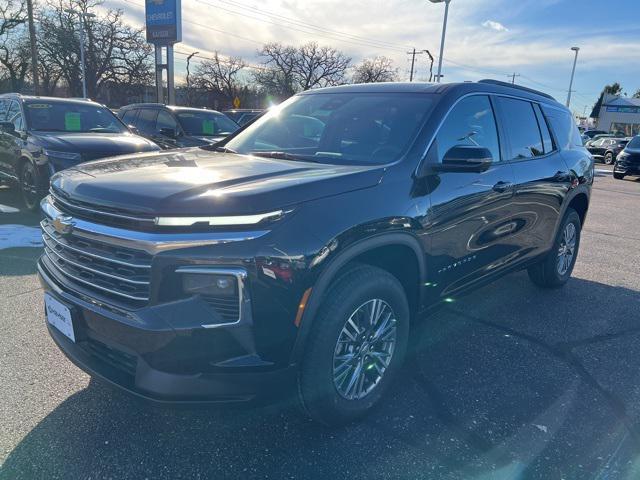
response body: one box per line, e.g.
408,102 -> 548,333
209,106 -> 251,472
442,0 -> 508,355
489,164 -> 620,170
614,135 -> 640,180
582,129 -> 607,140
223,109 -> 264,126
119,104 -> 240,149
0,94 -> 160,210
38,80 -> 592,425
586,137 -> 630,164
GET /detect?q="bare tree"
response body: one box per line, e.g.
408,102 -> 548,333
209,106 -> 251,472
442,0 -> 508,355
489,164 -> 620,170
352,56 -> 398,84
255,42 -> 351,97
0,0 -> 29,91
38,0 -> 153,99
191,52 -> 246,103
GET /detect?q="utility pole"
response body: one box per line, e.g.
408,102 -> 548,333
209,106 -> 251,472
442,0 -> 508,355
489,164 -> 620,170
26,0 -> 39,95
408,48 -> 416,82
507,73 -> 520,84
407,49 -> 433,82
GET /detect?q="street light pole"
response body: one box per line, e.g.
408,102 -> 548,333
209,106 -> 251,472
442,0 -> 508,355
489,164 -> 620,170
566,46 -> 580,108
65,10 -> 95,98
429,0 -> 451,83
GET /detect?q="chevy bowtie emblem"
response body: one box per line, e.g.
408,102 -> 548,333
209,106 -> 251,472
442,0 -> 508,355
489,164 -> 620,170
52,214 -> 75,236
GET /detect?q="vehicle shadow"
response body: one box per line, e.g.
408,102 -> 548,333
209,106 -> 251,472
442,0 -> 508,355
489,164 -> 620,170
3,273 -> 640,480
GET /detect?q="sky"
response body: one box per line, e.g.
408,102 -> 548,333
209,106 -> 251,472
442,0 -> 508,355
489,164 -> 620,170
101,0 -> 640,116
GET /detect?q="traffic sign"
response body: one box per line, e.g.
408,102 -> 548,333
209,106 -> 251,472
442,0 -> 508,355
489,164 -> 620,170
233,97 -> 241,108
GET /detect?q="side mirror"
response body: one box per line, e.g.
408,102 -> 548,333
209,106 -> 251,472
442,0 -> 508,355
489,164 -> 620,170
128,124 -> 140,135
159,127 -> 177,138
431,145 -> 493,173
0,121 -> 15,135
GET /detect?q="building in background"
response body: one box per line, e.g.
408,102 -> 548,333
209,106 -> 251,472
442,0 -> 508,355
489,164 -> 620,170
595,94 -> 640,136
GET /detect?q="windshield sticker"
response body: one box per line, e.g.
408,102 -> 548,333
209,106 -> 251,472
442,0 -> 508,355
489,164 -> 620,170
27,104 -> 52,109
64,112 -> 81,131
202,119 -> 215,135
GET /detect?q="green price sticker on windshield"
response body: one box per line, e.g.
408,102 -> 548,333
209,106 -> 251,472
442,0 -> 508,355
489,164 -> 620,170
202,119 -> 215,135
65,112 -> 82,131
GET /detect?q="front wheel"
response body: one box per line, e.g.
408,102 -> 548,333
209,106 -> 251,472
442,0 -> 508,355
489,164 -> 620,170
297,264 -> 409,425
20,160 -> 45,211
528,208 -> 581,288
604,152 -> 614,165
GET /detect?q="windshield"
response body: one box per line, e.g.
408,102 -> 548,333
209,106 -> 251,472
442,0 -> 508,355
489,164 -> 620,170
626,136 -> 640,148
24,101 -> 127,133
176,110 -> 239,137
225,92 -> 435,165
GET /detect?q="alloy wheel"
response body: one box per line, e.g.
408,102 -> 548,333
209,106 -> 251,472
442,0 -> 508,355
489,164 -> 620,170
21,163 -> 39,210
557,222 -> 576,276
332,299 -> 397,400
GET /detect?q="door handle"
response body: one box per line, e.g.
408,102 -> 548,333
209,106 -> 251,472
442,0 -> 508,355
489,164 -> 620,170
492,181 -> 513,193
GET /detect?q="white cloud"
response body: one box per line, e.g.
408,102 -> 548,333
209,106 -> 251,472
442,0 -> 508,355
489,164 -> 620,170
482,20 -> 509,32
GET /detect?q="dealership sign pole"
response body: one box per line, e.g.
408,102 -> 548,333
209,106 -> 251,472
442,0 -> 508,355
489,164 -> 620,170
145,0 -> 182,104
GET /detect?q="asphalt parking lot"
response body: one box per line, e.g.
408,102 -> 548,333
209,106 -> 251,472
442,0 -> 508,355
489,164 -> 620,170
1,167 -> 640,480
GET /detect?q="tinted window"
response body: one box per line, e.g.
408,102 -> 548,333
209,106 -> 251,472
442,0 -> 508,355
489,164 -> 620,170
156,110 -> 178,133
6,101 -> 23,130
0,99 -> 9,121
24,101 -> 127,133
497,97 -> 544,159
542,106 -> 583,149
533,104 -> 553,153
136,109 -> 158,135
627,136 -> 640,149
176,110 -> 239,136
433,95 -> 501,163
120,109 -> 138,125
226,93 -> 435,165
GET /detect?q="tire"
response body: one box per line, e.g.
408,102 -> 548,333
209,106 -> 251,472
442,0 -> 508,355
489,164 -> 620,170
527,208 -> 581,288
20,160 -> 45,211
613,172 -> 625,180
604,152 -> 614,165
297,264 -> 410,425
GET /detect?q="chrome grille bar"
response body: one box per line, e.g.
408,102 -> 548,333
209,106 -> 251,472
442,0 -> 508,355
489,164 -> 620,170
43,247 -> 149,302
42,235 -> 149,286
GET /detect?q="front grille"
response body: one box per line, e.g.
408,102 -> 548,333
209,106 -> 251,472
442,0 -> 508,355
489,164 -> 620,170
83,339 -> 137,377
202,294 -> 241,322
41,218 -> 151,306
50,189 -> 156,231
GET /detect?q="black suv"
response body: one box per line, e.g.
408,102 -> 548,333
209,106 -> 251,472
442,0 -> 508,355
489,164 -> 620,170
119,104 -> 240,149
614,135 -> 640,179
0,94 -> 159,210
38,81 -> 592,424
586,136 -> 629,164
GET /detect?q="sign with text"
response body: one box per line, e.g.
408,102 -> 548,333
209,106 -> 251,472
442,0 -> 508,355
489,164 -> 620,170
146,0 -> 182,44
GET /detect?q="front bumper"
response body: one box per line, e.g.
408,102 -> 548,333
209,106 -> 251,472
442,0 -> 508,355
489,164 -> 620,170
614,161 -> 640,175
38,261 -> 296,404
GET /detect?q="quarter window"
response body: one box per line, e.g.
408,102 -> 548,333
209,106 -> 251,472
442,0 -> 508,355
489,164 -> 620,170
496,97 -> 544,159
433,95 -> 501,163
533,104 -> 554,153
7,101 -> 23,131
542,105 -> 583,149
156,110 -> 178,134
135,109 -> 158,135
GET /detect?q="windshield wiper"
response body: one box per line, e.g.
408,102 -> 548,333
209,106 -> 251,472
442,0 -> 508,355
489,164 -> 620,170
250,151 -> 320,162
213,146 -> 238,153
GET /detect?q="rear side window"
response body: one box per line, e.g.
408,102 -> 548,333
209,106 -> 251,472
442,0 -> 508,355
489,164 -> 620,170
542,105 -> 582,150
120,109 -> 138,125
136,109 -> 158,135
155,110 -> 178,133
496,97 -> 544,159
533,104 -> 554,153
433,95 -> 501,163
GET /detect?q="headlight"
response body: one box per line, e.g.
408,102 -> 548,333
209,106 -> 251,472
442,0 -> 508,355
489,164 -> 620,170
182,272 -> 238,298
43,149 -> 81,161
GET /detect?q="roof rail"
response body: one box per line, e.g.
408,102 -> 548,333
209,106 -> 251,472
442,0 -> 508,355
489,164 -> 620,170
478,79 -> 555,100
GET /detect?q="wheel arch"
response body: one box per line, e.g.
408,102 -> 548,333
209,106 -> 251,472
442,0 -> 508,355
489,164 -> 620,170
290,232 -> 426,364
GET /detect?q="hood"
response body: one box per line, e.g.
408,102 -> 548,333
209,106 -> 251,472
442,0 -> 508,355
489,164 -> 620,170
51,147 -> 385,216
34,132 -> 160,159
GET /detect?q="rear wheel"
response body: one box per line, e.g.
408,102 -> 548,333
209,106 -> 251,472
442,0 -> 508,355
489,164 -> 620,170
604,152 -> 614,165
297,264 -> 409,425
528,208 -> 581,288
613,172 -> 625,180
20,160 -> 45,211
